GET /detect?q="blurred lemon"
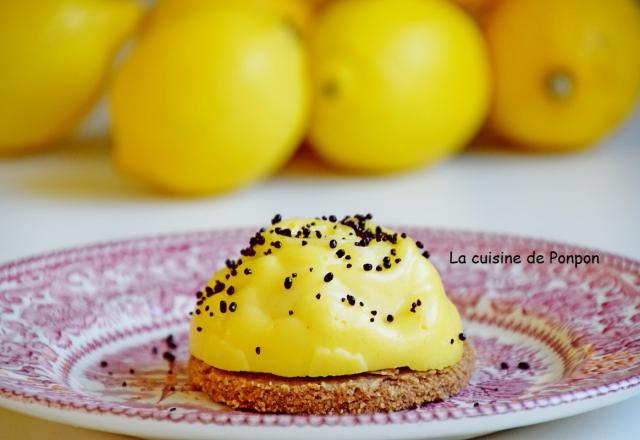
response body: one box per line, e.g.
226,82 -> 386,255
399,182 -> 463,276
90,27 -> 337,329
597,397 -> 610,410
0,0 -> 141,153
111,2 -> 309,194
484,0 -> 640,151
449,0 -> 499,17
309,0 -> 490,172
153,0 -> 313,34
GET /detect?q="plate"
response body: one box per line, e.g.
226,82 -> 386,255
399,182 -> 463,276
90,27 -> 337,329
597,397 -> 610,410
0,228 -> 639,440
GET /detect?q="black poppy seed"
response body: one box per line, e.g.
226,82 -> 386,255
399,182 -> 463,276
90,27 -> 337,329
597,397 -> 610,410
329,215 -> 337,222
244,268 -> 252,275
386,314 -> 394,322
346,295 -> 356,306
271,214 -> 282,225
416,241 -> 424,249
315,231 -> 322,238
324,272 -> 334,282
205,305 -> 209,311
152,347 -> 158,355
401,233 -> 407,238
122,381 -> 127,387
416,299 -> 422,306
163,351 -> 175,362
255,346 -> 261,354
220,301 -> 227,313
100,361 -> 108,368
371,310 -> 377,315
227,286 -> 235,295
359,301 -> 364,307
197,326 -> 202,332
302,240 -> 308,246
376,265 -> 382,271
292,272 -> 297,278
517,362 -> 530,370
363,263 -> 373,271
225,274 -> 230,280
195,309 -> 201,315
422,250 -> 431,259
209,312 -> 213,317
228,302 -> 237,312
450,338 -> 454,344
370,317 -> 375,322
345,255 -> 351,260
284,277 -> 293,289
500,362 -> 509,370
289,310 -> 294,316
309,267 -> 314,272
473,402 -> 479,408
169,407 -> 176,412
346,263 -> 352,268
205,286 -> 214,297
458,333 -> 467,341
329,239 -> 337,249
188,311 -> 193,316
395,258 -> 401,264
225,259 -> 235,269
316,293 -> 321,299
272,241 -> 282,249
196,291 -> 202,299
214,281 -> 225,293
130,369 -> 135,374
230,269 -> 237,276
390,249 -> 397,256
341,297 -> 345,302
336,249 -> 345,258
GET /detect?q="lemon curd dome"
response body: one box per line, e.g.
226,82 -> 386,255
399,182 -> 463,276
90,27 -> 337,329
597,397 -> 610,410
189,215 -> 464,378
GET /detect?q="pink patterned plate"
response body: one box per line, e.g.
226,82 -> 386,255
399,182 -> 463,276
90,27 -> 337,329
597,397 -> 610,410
1,228 -> 639,440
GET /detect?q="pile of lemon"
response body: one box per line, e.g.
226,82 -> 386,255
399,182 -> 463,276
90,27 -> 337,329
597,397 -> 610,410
2,0 -> 639,194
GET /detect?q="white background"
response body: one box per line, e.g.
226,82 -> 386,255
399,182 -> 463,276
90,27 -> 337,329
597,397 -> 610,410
0,104 -> 638,439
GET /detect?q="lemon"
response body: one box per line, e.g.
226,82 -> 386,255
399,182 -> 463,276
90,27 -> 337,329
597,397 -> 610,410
309,0 -> 490,172
111,2 -> 310,194
0,0 -> 142,153
483,0 -> 640,151
153,0 -> 313,34
449,0 -> 498,18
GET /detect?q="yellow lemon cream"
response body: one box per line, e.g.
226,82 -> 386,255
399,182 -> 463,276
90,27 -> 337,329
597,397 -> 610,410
189,215 -> 464,377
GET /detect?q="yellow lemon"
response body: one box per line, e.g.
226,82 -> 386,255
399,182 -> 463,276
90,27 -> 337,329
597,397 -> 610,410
111,2 -> 309,194
0,0 -> 142,153
483,0 -> 640,151
309,0 -> 490,172
449,0 -> 499,18
153,0 -> 313,34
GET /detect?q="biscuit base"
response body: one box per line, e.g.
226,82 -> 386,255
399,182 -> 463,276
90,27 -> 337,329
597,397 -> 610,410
188,342 -> 475,415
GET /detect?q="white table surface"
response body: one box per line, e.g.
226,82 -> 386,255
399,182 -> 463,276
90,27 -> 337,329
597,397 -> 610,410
0,104 -> 639,439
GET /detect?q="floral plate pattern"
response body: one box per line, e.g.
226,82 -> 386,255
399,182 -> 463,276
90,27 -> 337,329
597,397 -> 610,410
0,228 -> 639,440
